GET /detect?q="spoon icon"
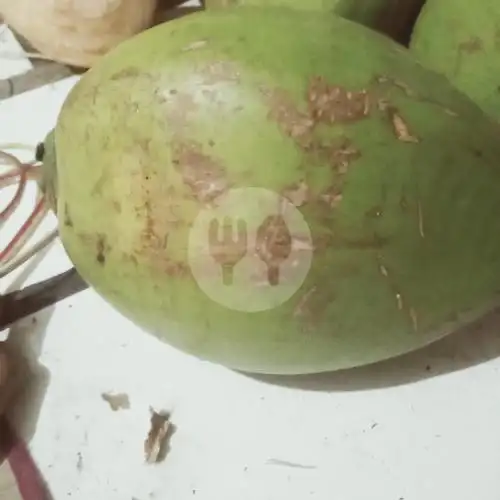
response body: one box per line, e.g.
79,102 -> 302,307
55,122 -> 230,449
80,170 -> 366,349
254,214 -> 292,286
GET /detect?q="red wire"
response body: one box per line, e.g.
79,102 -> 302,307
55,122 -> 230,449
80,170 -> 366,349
0,168 -> 27,221
0,196 -> 46,262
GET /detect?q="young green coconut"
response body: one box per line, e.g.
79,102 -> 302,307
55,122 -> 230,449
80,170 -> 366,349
36,7 -> 500,375
203,0 -> 426,44
410,0 -> 500,121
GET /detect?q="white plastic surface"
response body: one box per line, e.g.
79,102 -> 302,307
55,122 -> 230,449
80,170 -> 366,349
1,22 -> 500,500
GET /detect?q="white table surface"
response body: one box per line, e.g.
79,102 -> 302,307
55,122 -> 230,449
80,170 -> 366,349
1,20 -> 500,500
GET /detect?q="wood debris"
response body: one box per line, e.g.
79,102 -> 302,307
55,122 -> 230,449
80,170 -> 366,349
144,408 -> 172,464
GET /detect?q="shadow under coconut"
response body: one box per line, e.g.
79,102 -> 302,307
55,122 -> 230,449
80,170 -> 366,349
243,306 -> 500,392
2,244 -> 56,443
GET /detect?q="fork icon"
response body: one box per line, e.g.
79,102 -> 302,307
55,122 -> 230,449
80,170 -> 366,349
208,217 -> 248,285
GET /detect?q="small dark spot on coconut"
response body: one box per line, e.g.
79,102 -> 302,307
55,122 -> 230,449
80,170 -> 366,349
170,89 -> 178,95
63,204 -> 73,227
365,205 -> 383,218
171,139 -> 230,203
306,76 -> 371,124
471,148 -> 483,158
208,139 -> 215,147
113,201 -> 121,213
96,235 -> 107,265
110,67 -> 141,81
459,36 -> 483,54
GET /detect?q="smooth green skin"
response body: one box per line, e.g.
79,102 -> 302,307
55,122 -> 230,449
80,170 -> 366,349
43,7 -> 500,375
204,0 -> 422,43
410,0 -> 500,120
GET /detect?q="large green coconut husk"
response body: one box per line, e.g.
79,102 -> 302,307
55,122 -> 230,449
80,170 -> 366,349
40,7 -> 500,375
410,0 -> 500,121
203,0 -> 426,45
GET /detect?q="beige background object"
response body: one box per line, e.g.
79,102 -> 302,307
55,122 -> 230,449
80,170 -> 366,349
0,0 -> 159,67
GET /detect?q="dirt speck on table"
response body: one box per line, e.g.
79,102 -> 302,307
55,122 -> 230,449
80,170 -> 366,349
101,392 -> 130,411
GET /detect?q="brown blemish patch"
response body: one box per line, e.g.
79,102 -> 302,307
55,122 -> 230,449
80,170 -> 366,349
261,87 -> 315,149
317,138 -> 360,210
458,36 -> 483,54
162,91 -> 198,132
110,67 -> 141,81
78,232 -> 111,265
171,139 -> 230,203
261,79 -> 365,213
63,203 -> 73,227
200,61 -> 241,86
373,75 -> 460,119
307,76 -> 371,123
112,201 -> 122,213
282,180 -> 309,207
453,36 -> 484,77
326,138 -> 361,172
126,152 -> 191,279
135,200 -> 189,278
320,188 -> 343,208
96,234 -> 108,265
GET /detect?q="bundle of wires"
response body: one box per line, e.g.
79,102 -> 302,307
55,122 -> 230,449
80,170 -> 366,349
0,146 -> 58,280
